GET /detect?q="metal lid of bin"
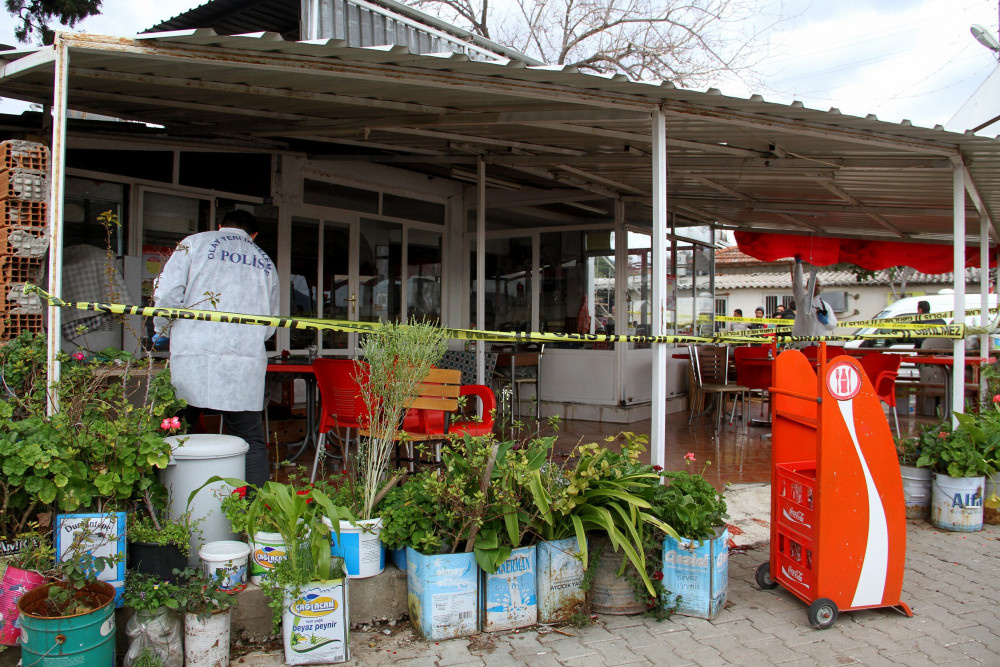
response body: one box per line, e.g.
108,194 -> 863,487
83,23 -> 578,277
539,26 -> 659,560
164,434 -> 249,459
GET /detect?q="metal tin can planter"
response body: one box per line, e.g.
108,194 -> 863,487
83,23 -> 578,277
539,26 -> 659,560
900,465 -> 932,520
282,578 -> 350,665
480,545 -> 537,632
390,547 -> 407,571
405,548 -> 478,640
984,475 -> 1000,525
185,608 -> 231,667
589,538 -> 644,615
17,581 -> 117,666
537,538 -> 586,624
661,527 -> 729,620
250,531 -> 288,585
931,473 -> 984,532
0,564 -> 44,645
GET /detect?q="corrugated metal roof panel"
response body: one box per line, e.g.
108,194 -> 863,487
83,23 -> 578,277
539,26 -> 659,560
2,31 -> 999,246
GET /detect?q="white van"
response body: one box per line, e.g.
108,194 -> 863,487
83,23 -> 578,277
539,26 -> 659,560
845,290 -> 998,350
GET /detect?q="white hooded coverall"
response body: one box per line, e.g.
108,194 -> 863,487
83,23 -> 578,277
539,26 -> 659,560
153,228 -> 280,412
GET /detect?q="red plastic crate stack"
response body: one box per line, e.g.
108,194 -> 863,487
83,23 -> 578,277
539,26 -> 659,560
0,140 -> 50,342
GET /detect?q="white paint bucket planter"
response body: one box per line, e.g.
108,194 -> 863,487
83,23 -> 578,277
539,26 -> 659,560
931,473 -> 984,532
328,518 -> 385,578
481,545 -> 537,632
282,578 -> 350,665
199,541 -> 251,592
900,465 -> 932,520
661,527 -> 729,620
406,548 -> 478,640
184,609 -> 230,667
250,531 -> 288,585
536,538 -> 586,624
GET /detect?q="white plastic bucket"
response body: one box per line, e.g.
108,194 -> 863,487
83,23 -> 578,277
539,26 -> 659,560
325,517 -> 385,578
184,609 -> 231,667
199,540 -> 251,592
900,465 -> 932,520
250,531 -> 288,585
931,473 -> 984,532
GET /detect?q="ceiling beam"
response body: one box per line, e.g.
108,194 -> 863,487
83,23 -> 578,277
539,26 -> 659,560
815,180 -> 905,237
374,126 -> 587,156
555,164 -> 648,195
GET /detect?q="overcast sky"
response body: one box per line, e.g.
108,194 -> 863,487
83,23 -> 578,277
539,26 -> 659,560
1,0 -> 999,129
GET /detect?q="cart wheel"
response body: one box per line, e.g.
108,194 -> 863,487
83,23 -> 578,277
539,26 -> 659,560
807,598 -> 838,629
755,562 -> 778,589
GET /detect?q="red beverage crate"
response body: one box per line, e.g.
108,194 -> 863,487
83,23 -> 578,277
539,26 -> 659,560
2,200 -> 47,229
0,141 -> 49,171
0,168 -> 48,201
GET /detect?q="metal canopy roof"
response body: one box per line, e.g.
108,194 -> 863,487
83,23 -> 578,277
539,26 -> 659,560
2,30 -> 1000,243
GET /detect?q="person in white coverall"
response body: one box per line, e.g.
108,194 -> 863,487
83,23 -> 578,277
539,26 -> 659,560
153,210 -> 280,488
791,256 -> 837,339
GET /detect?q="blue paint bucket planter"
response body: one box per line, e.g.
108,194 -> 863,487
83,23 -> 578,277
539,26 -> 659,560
537,538 -> 586,624
931,473 -> 984,532
405,548 -> 478,640
327,518 -> 385,578
480,546 -> 537,632
661,527 -> 729,620
17,581 -> 116,666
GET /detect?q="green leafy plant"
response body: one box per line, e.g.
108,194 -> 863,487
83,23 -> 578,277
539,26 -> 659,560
522,433 -> 677,595
0,523 -> 53,573
356,320 -> 448,520
916,415 -> 997,478
652,454 -> 728,542
0,332 -> 186,535
173,567 -> 235,621
220,487 -> 252,537
128,511 -> 200,556
123,573 -> 181,613
42,530 -> 123,617
895,434 -> 921,467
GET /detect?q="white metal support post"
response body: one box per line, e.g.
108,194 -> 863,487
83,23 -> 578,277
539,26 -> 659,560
46,37 -> 69,416
981,207 -> 990,404
650,107 -> 667,471
953,166 -> 966,424
476,157 -> 486,385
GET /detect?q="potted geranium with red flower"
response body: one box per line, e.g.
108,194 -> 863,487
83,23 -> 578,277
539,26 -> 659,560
651,452 -> 729,620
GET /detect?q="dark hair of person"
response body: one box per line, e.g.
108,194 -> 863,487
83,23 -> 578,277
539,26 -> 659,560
220,209 -> 259,235
734,309 -> 743,316
917,300 -> 931,314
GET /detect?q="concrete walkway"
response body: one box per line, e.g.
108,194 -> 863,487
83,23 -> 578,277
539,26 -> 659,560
240,520 -> 1000,666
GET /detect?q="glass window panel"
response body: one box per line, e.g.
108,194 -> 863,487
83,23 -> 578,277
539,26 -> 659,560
695,245 -> 714,336
322,220 -> 351,350
383,194 -> 444,225
359,219 -> 402,324
64,177 -> 125,253
674,241 -> 694,336
471,237 -> 532,332
407,228 -> 442,322
141,191 -> 210,248
290,217 -> 320,350
303,179 -> 378,213
625,231 -> 651,348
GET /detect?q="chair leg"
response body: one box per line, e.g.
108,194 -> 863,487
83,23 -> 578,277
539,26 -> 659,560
892,405 -> 901,437
310,431 -> 327,484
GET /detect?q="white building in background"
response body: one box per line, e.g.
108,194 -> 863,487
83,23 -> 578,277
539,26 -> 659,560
714,246 -> 986,324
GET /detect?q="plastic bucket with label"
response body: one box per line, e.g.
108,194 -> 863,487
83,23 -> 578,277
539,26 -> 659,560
199,540 -> 251,592
325,517 -> 385,578
250,531 -> 289,585
931,473 -> 984,532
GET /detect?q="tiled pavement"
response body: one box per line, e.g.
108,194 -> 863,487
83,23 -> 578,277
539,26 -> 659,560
241,520 -> 1000,666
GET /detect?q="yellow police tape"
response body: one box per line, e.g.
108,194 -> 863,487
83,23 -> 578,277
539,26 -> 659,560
24,284 -> 980,346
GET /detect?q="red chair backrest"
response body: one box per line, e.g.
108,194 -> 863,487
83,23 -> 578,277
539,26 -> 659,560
733,345 -> 772,391
313,358 -> 370,431
859,352 -> 901,401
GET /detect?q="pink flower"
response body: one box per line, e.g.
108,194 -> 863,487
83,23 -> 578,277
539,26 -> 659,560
71,352 -> 85,361
939,432 -> 947,438
993,394 -> 1000,404
160,416 -> 182,432
684,452 -> 696,462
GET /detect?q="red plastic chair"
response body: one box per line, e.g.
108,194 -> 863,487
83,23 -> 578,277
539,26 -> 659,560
733,345 -> 773,418
403,384 -> 497,438
860,352 -> 902,436
309,358 -> 370,482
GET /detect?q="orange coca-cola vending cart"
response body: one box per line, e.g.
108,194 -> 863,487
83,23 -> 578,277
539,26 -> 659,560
756,344 -> 912,628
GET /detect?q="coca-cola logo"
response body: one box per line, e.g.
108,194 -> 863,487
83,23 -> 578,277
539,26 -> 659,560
783,508 -> 811,528
781,565 -> 810,588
